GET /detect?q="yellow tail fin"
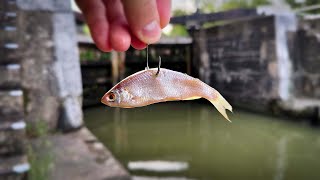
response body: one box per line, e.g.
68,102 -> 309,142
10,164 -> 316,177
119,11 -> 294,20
209,92 -> 233,122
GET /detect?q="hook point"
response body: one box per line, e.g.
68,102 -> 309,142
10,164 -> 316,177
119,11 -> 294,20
156,56 -> 161,76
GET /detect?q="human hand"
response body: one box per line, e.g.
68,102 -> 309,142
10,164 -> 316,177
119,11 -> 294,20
76,0 -> 171,52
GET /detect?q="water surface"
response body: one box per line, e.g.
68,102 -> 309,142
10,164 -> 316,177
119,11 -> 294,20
84,102 -> 320,180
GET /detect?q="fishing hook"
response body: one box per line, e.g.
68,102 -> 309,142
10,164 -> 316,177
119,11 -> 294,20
156,56 -> 161,76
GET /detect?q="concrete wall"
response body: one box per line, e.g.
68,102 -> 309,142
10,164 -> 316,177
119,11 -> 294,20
0,0 -> 29,178
16,0 -> 83,130
191,14 -> 320,117
191,16 -> 279,111
1,0 -> 83,178
292,18 -> 320,99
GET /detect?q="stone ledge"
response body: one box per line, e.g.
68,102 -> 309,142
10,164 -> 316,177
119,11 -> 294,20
0,155 -> 29,178
39,127 -> 130,180
0,120 -> 25,131
0,120 -> 26,156
0,47 -> 21,64
0,64 -> 21,88
4,0 -> 18,12
16,0 -> 71,12
0,90 -> 23,118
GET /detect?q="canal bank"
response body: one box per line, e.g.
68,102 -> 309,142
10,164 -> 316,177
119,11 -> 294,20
0,0 -> 132,179
30,127 -> 130,180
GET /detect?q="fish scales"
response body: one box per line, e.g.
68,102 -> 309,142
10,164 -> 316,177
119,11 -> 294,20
126,69 -> 198,101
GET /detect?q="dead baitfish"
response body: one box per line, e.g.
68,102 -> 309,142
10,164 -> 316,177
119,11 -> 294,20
101,68 -> 233,121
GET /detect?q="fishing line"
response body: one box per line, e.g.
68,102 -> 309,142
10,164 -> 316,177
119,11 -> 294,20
146,44 -> 149,70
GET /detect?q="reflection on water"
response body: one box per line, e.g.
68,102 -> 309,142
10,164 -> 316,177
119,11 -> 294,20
84,101 -> 320,180
128,161 -> 189,172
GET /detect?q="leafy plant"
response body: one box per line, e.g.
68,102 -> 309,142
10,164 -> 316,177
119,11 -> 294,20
26,120 -> 49,138
26,121 -> 54,180
27,142 -> 53,180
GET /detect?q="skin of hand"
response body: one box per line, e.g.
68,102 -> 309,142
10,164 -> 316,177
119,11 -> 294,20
75,0 -> 171,52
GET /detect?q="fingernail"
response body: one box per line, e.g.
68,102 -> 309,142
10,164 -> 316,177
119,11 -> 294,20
139,20 -> 161,43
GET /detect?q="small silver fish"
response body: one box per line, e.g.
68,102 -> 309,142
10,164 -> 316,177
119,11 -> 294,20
101,68 -> 232,121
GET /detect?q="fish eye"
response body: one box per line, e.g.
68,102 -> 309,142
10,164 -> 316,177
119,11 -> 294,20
107,92 -> 116,102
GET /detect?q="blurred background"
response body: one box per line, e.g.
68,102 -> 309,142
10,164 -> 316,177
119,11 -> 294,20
1,0 -> 320,179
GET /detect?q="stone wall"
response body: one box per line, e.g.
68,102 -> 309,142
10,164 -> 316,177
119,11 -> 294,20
0,0 -> 29,178
190,14 -> 320,117
1,0 -> 83,178
191,16 -> 279,111
16,0 -> 83,130
292,18 -> 320,99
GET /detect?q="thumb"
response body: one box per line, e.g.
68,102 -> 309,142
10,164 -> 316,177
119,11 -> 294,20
121,0 -> 161,44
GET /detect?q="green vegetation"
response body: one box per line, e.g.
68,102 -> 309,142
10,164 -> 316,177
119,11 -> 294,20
26,120 -> 49,138
167,25 -> 189,37
26,121 -> 54,180
286,0 -> 320,14
27,144 -> 53,180
83,24 -> 90,36
199,0 -> 216,13
192,0 -> 270,13
220,0 -> 269,11
196,0 -> 320,13
286,0 -> 320,8
168,0 -> 320,36
173,9 -> 190,16
164,9 -> 190,37
167,0 -> 270,37
80,48 -> 111,62
80,49 -> 95,61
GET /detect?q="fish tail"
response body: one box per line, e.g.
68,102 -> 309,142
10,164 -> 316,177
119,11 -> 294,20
209,92 -> 233,122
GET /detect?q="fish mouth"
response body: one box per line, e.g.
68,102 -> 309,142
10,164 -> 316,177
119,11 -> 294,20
101,94 -> 108,105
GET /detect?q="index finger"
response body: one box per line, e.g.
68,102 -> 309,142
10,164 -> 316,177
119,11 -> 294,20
157,0 -> 171,28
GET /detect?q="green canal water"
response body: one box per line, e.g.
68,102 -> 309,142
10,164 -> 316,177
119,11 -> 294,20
84,101 -> 320,180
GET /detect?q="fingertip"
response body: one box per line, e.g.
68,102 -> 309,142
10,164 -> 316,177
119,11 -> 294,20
76,0 -> 112,52
122,0 -> 161,44
89,22 -> 112,52
131,35 -> 147,50
110,23 -> 131,52
138,20 -> 162,44
157,0 -> 171,28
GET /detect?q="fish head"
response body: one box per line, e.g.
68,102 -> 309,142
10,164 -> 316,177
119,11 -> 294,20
101,88 -> 121,107
101,85 -> 135,107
